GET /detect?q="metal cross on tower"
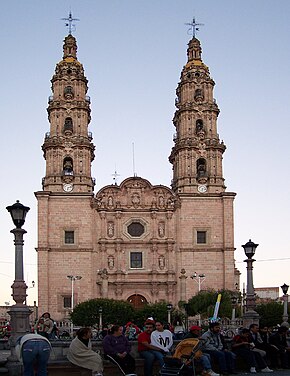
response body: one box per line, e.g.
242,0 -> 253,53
185,17 -> 204,38
112,168 -> 120,185
61,11 -> 80,35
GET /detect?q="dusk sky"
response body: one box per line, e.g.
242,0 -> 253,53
0,0 -> 290,306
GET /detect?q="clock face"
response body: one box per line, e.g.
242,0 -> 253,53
197,185 -> 207,193
63,183 -> 73,192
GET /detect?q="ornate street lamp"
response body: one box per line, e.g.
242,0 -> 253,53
242,239 -> 259,326
7,200 -> 30,229
166,303 -> 173,325
281,283 -> 289,326
6,200 -> 31,364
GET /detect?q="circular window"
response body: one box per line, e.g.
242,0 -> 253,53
127,222 -> 145,237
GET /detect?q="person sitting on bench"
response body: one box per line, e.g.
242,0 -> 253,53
67,327 -> 103,376
103,324 -> 136,375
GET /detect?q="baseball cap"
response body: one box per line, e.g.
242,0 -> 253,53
190,325 -> 202,331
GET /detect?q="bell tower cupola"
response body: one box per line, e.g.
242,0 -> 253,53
41,34 -> 95,193
169,34 -> 226,194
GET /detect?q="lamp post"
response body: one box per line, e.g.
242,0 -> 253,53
166,303 -> 173,325
191,272 -> 206,325
191,272 -> 206,292
6,200 -> 32,368
242,239 -> 260,326
231,295 -> 238,324
99,307 -> 103,331
25,280 -> 35,305
281,283 -> 289,327
67,275 -> 82,334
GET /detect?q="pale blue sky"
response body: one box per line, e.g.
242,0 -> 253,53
0,0 -> 290,306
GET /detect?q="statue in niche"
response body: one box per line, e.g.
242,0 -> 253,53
158,196 -> 165,208
107,222 -> 114,238
108,257 -> 114,270
151,197 -> 157,209
167,197 -> 174,209
158,256 -> 165,270
107,195 -> 114,208
158,222 -> 165,238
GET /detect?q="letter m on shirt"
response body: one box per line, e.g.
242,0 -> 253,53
159,336 -> 170,348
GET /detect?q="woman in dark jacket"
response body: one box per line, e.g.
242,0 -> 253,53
102,325 -> 135,374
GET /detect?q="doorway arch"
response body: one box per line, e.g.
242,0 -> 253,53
127,294 -> 148,310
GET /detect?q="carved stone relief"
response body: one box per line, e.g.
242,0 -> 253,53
158,222 -> 165,238
107,221 -> 114,238
108,256 -> 114,270
158,256 -> 165,270
131,193 -> 140,208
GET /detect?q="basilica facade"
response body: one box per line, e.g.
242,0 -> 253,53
35,33 -> 239,321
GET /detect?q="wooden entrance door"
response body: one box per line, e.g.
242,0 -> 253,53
127,294 -> 147,310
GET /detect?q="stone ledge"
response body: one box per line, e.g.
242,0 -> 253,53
48,358 -> 159,376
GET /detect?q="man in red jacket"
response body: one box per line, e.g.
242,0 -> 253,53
138,320 -> 165,376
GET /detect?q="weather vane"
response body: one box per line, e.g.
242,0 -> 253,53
61,11 -> 80,34
185,17 -> 204,38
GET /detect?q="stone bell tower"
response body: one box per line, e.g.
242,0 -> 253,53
170,34 -> 237,297
35,34 -> 96,316
169,37 -> 225,195
41,34 -> 95,193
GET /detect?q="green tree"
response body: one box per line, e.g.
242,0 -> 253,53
256,301 -> 283,327
187,289 -> 238,319
187,289 -> 216,318
71,298 -> 135,327
133,302 -> 169,327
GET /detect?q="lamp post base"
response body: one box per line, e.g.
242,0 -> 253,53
7,305 -> 31,363
6,360 -> 22,376
242,309 -> 260,327
281,320 -> 289,328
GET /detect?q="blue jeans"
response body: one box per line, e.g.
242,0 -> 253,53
204,349 -> 236,372
22,340 -> 51,376
199,353 -> 212,370
140,350 -> 164,376
151,350 -> 165,366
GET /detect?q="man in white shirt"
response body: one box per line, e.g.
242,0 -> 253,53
150,321 -> 173,354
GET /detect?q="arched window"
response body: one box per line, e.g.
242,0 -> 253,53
63,117 -> 73,133
196,158 -> 206,177
64,86 -> 74,99
194,88 -> 204,101
63,157 -> 73,176
196,119 -> 203,133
